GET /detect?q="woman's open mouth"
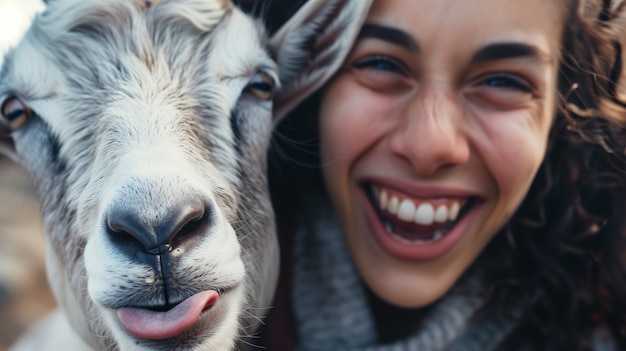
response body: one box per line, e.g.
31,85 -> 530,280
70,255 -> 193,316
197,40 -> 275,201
366,184 -> 476,243
362,181 -> 482,260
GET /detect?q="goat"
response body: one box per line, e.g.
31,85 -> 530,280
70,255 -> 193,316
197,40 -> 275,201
0,0 -> 372,349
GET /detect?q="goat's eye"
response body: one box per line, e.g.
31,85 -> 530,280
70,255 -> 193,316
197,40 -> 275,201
245,71 -> 275,100
1,96 -> 33,129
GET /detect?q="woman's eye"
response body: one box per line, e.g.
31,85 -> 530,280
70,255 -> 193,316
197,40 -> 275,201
1,96 -> 34,130
480,74 -> 532,92
467,73 -> 536,109
353,56 -> 407,75
347,55 -> 412,94
245,71 -> 275,101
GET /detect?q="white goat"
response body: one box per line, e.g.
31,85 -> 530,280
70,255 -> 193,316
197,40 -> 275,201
0,0 -> 371,349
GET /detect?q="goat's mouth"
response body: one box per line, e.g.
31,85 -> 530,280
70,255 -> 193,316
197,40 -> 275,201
117,290 -> 220,340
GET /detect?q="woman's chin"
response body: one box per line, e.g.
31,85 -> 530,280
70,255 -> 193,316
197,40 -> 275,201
369,275 -> 455,308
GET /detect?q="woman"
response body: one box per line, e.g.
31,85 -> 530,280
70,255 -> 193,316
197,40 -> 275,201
265,0 -> 626,350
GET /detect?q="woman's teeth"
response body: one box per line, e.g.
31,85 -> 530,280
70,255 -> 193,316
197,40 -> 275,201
376,188 -> 464,226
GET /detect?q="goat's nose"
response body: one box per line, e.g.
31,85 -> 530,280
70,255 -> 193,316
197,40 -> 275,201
106,202 -> 210,255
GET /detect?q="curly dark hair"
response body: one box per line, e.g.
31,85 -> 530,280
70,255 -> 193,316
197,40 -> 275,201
266,0 -> 626,350
482,0 -> 626,350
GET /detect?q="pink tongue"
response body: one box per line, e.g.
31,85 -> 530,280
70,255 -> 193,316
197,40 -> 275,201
117,290 -> 218,340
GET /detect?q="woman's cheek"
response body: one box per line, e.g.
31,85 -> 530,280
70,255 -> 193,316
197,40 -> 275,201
477,110 -> 550,207
320,80 -> 397,164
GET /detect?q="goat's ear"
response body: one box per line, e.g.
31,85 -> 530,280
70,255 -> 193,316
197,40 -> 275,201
270,0 -> 373,121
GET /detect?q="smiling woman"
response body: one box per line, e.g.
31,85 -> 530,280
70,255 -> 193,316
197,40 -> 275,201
265,0 -> 626,350
321,0 -> 564,310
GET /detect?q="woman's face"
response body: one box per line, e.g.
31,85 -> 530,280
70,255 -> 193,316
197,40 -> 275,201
320,0 -> 565,307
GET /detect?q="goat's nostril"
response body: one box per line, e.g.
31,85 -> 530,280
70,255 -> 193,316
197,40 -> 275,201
105,203 -> 211,256
176,211 -> 208,241
170,206 -> 209,249
106,213 -> 152,252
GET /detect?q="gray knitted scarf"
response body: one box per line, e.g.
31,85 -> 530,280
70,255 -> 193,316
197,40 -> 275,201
291,199 -> 520,351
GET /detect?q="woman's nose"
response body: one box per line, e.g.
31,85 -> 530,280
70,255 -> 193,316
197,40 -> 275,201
389,90 -> 470,176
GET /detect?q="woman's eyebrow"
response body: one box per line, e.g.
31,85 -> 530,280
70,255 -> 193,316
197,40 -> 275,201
357,23 -> 420,52
471,42 -> 547,63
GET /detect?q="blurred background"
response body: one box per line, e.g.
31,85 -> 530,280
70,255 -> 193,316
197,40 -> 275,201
0,1 -> 55,350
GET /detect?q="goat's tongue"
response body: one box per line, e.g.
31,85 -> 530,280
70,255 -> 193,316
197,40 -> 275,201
117,290 -> 218,340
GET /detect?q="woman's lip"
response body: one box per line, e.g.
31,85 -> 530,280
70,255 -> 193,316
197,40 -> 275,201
361,177 -> 480,198
359,187 -> 483,261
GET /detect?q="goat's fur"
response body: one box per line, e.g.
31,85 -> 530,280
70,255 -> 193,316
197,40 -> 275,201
0,0 -> 372,349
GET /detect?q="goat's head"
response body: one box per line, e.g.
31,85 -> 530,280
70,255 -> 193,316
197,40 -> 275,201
0,0 -> 371,349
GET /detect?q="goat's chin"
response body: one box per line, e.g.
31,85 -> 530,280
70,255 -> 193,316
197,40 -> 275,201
96,286 -> 245,351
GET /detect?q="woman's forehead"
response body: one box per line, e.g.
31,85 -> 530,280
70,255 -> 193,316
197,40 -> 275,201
365,0 -> 566,58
